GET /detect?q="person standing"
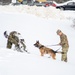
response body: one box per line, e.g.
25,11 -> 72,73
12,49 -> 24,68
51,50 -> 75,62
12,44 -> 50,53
56,29 -> 69,62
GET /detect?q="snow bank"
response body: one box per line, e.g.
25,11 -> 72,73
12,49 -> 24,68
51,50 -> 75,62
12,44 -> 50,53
0,5 -> 75,20
0,5 -> 65,19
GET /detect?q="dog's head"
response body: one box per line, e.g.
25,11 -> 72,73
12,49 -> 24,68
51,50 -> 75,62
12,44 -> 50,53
34,41 -> 40,48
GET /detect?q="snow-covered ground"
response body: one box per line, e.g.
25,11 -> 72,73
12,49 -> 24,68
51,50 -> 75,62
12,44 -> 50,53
0,5 -> 75,75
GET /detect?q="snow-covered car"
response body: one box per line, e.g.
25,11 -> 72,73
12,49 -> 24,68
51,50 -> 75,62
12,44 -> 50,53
56,0 -> 75,10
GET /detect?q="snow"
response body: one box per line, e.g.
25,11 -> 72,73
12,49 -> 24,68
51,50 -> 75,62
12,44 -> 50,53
0,5 -> 75,75
0,5 -> 68,19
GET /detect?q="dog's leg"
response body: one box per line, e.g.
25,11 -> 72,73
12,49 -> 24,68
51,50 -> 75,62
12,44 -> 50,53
40,52 -> 44,56
40,49 -> 44,56
51,53 -> 56,60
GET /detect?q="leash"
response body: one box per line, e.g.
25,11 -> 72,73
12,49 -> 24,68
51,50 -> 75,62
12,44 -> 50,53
46,44 -> 60,47
46,44 -> 62,52
55,47 -> 61,52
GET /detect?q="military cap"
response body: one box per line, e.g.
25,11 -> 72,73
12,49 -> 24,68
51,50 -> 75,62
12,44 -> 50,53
56,29 -> 62,34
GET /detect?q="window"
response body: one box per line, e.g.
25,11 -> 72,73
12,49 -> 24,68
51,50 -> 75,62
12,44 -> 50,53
67,2 -> 73,5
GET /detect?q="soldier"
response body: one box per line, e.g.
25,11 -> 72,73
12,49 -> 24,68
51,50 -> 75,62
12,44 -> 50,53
4,31 -> 20,50
56,29 -> 69,62
4,31 -> 27,52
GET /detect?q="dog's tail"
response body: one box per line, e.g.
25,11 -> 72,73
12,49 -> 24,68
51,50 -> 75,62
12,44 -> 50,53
55,51 -> 64,54
54,47 -> 64,54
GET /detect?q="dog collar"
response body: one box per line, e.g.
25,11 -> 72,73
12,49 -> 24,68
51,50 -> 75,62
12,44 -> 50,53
39,45 -> 44,49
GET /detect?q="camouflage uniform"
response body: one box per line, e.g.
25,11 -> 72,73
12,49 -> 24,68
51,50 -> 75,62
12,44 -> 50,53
7,31 -> 19,49
60,33 -> 69,62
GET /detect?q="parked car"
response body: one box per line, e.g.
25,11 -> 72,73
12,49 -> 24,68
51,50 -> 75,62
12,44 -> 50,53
56,0 -> 75,10
27,1 -> 57,7
44,1 -> 57,7
27,1 -> 46,6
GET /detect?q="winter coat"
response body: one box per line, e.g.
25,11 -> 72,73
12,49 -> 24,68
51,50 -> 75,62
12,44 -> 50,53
8,31 -> 19,45
60,33 -> 69,48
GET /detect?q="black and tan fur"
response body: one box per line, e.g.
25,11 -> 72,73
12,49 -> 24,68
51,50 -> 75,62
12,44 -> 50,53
34,41 -> 62,60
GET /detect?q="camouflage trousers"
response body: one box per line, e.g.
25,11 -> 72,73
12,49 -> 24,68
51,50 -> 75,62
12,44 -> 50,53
61,47 -> 69,62
7,40 -> 18,49
7,40 -> 12,49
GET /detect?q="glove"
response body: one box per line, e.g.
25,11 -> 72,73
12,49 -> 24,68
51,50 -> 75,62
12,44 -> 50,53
61,52 -> 64,54
59,43 -> 65,46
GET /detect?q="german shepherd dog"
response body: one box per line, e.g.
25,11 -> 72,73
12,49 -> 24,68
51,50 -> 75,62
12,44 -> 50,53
34,41 -> 63,60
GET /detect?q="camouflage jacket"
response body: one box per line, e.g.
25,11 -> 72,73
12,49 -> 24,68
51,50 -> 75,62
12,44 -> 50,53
60,33 -> 69,48
8,31 -> 19,45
